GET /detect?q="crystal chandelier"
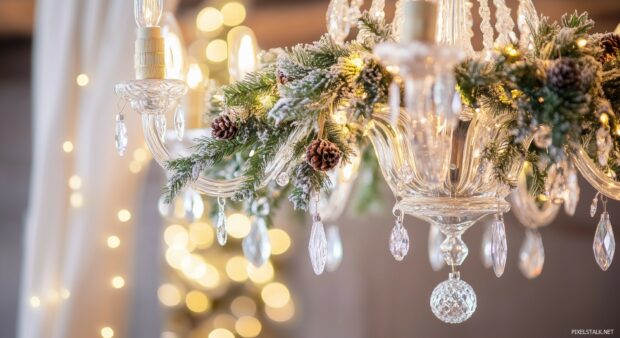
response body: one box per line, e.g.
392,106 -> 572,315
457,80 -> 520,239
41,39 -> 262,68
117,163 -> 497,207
115,0 -> 620,324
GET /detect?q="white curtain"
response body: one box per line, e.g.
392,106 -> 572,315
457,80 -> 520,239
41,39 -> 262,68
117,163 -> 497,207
19,1 -> 152,337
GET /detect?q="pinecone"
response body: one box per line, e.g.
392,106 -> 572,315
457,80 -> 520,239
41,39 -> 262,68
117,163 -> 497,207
211,114 -> 238,140
306,139 -> 341,171
276,69 -> 289,85
599,33 -> 620,63
547,59 -> 581,92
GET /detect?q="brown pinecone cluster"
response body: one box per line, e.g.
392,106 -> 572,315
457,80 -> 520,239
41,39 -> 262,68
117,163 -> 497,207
306,139 -> 341,171
599,33 -> 620,63
547,59 -> 581,91
211,114 -> 238,140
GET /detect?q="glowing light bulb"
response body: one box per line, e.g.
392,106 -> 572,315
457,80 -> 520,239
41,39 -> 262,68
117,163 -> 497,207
227,27 -> 258,82
187,64 -> 203,89
134,0 -> 163,27
162,13 -> 186,80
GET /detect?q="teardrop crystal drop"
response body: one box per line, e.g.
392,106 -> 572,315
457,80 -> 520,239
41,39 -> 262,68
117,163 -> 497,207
491,217 -> 507,277
563,164 -> 579,216
155,115 -> 167,143
389,220 -> 410,261
216,211 -> 228,246
243,218 -> 271,267
428,224 -> 445,271
174,106 -> 185,141
481,221 -> 493,269
519,229 -> 545,279
308,220 -> 328,275
326,0 -> 350,43
326,225 -> 343,272
590,197 -> 598,218
593,211 -> 615,271
115,113 -> 128,156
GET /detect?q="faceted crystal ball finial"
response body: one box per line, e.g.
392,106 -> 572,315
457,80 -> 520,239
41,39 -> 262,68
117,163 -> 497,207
430,272 -> 477,324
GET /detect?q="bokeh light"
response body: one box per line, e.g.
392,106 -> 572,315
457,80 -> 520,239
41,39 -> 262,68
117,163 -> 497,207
186,290 -> 210,313
206,39 -> 228,62
208,328 -> 234,338
197,7 -> 223,32
235,316 -> 262,338
107,235 -> 121,249
268,229 -> 291,255
221,2 -> 246,26
100,327 -> 114,338
247,261 -> 274,284
158,283 -> 182,307
68,175 -> 82,190
227,213 -> 251,238
111,276 -> 125,289
189,222 -> 214,249
261,282 -> 290,308
226,256 -> 249,282
117,209 -> 131,222
231,296 -> 257,317
76,73 -> 89,86
265,299 -> 295,322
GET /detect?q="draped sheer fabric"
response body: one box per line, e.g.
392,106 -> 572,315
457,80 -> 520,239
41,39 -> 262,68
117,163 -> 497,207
19,1 -> 149,337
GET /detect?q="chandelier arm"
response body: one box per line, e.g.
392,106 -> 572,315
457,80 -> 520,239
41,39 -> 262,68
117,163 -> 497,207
571,146 -> 620,201
143,114 -> 307,198
510,167 -> 561,229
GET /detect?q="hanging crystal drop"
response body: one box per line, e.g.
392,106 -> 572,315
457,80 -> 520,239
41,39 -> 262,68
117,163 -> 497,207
115,113 -> 128,156
369,0 -> 385,20
243,217 -> 271,267
326,0 -> 350,44
430,272 -> 477,324
174,105 -> 185,141
308,217 -> 328,275
275,172 -> 290,187
428,224 -> 445,271
389,218 -> 410,261
477,0 -> 495,50
481,221 -> 493,269
519,229 -> 545,279
593,211 -> 615,271
563,163 -> 580,216
389,80 -> 400,126
326,225 -> 343,272
216,197 -> 227,246
491,214 -> 507,277
517,0 -> 539,49
155,115 -> 167,143
590,196 -> 599,218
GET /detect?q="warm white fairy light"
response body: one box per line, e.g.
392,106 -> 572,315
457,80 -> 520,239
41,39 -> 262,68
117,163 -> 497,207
29,296 -> 41,308
226,213 -> 251,238
206,39 -> 228,62
68,175 -> 82,190
185,290 -> 210,313
117,209 -> 131,222
226,256 -> 249,282
231,296 -> 257,317
267,229 -> 291,255
235,316 -> 262,338
208,328 -> 234,338
186,64 -> 204,89
111,276 -> 125,289
247,261 -> 274,284
158,283 -> 182,307
107,235 -> 121,249
70,192 -> 84,208
100,327 -> 114,338
62,141 -> 74,153
76,73 -> 90,86
60,288 -> 71,300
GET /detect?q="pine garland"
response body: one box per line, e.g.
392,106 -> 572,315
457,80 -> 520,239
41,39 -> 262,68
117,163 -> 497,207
163,10 -> 620,217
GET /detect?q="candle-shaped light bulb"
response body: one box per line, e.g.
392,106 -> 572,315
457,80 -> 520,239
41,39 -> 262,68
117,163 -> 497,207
227,26 -> 259,82
134,0 -> 163,27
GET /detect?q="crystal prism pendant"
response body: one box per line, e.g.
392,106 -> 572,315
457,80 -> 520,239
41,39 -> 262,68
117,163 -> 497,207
174,106 -> 185,141
326,225 -> 343,272
115,113 -> 128,156
216,211 -> 228,246
326,0 -> 350,43
155,115 -> 167,143
389,220 -> 409,261
430,272 -> 477,324
242,217 -> 271,267
491,216 -> 507,277
590,196 -> 598,217
593,211 -> 615,271
428,224 -> 445,271
519,229 -> 545,279
481,221 -> 493,269
308,220 -> 328,275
